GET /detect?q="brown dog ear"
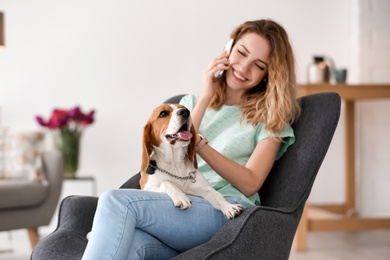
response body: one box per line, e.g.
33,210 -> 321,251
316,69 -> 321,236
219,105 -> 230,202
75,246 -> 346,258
141,122 -> 153,173
188,125 -> 198,169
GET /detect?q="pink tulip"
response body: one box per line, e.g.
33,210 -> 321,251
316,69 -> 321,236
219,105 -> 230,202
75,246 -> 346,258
35,106 -> 95,131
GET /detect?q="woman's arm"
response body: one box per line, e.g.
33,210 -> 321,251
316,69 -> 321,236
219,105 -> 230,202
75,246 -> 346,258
196,136 -> 281,197
192,51 -> 279,196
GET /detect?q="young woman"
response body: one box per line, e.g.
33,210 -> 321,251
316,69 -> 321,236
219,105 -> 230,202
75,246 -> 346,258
82,19 -> 300,260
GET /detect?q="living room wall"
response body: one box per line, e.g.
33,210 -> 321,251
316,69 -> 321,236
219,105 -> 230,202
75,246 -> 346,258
1,0 -> 387,216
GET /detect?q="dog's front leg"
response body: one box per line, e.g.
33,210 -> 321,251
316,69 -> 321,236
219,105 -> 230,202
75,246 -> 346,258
188,174 -> 243,219
157,181 -> 192,210
200,187 -> 243,219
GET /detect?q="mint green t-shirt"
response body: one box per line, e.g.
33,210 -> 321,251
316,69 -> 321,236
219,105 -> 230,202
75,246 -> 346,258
180,94 -> 295,206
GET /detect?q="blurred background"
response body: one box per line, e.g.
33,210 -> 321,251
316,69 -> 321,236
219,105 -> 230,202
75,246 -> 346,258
0,0 -> 389,258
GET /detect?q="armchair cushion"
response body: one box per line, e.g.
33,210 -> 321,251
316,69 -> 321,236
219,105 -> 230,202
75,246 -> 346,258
0,179 -> 49,209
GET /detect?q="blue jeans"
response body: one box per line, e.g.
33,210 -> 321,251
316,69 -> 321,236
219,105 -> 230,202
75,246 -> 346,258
81,189 -> 249,260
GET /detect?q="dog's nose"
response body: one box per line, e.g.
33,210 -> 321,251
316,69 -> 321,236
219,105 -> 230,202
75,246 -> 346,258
177,108 -> 190,118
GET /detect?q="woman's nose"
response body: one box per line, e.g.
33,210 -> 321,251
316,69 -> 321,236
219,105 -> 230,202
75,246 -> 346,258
238,60 -> 251,74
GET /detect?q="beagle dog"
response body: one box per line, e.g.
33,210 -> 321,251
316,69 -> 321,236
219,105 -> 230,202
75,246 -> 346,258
140,103 -> 243,219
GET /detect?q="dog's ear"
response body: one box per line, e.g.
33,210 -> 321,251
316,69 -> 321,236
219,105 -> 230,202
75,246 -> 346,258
141,122 -> 153,173
188,124 -> 198,169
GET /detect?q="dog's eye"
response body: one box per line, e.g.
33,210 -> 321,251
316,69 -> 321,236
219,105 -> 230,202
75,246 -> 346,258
159,110 -> 170,118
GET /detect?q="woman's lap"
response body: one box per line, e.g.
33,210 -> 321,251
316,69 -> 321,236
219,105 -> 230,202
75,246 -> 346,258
83,189 -> 248,259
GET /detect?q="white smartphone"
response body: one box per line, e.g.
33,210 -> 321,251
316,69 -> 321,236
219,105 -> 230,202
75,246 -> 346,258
213,39 -> 234,80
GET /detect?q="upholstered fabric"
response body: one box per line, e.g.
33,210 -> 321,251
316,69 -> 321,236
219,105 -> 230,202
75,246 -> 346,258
31,92 -> 341,260
0,150 -> 64,232
31,196 -> 98,260
0,179 -> 49,209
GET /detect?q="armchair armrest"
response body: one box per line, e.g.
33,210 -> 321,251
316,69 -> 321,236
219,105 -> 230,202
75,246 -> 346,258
57,195 -> 98,235
31,195 -> 98,260
32,172 -> 140,260
173,205 -> 301,260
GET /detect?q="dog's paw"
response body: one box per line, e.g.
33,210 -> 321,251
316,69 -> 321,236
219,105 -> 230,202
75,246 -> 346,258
172,193 -> 192,210
222,204 -> 243,219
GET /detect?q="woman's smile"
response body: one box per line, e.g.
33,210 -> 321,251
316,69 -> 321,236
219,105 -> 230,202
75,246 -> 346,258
232,68 -> 247,82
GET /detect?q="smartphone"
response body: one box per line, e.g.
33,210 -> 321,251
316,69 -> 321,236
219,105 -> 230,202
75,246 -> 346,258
213,39 -> 234,80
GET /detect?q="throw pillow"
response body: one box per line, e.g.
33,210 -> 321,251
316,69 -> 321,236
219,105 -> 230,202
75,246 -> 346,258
0,128 -> 45,181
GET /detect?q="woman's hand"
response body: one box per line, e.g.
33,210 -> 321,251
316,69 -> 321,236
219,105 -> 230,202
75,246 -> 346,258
200,51 -> 230,101
191,51 -> 231,131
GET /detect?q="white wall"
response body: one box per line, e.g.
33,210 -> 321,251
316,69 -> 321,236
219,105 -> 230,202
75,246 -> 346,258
1,0 -> 387,216
356,0 -> 390,217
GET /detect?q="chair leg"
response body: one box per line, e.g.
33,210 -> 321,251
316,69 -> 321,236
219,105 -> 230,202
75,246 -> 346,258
294,204 -> 308,251
27,228 -> 39,248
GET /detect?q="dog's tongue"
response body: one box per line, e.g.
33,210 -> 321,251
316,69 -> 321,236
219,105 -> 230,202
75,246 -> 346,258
177,131 -> 193,141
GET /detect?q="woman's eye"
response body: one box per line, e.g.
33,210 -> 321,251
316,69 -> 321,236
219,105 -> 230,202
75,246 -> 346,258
237,50 -> 245,56
237,49 -> 266,71
256,64 -> 265,71
159,110 -> 169,118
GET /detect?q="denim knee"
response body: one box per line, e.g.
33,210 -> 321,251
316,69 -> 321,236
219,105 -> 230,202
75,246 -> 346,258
98,189 -> 124,204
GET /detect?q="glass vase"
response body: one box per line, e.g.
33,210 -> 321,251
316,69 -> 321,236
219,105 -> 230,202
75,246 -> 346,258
56,130 -> 81,178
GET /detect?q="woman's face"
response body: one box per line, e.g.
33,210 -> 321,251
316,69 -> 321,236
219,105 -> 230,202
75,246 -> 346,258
226,32 -> 270,94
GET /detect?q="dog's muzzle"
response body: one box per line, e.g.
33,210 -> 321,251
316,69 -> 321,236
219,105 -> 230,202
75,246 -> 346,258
165,108 -> 193,142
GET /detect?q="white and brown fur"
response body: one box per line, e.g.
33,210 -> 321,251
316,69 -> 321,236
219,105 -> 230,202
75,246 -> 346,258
140,103 -> 243,219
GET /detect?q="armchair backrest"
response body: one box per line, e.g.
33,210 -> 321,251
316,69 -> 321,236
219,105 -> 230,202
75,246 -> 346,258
259,92 -> 340,210
163,95 -> 185,104
164,92 -> 341,212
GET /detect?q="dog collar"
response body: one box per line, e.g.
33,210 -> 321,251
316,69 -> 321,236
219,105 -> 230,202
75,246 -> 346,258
148,160 -> 197,183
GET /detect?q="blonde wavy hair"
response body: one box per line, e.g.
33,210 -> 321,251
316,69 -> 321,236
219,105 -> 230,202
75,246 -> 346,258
210,19 -> 301,140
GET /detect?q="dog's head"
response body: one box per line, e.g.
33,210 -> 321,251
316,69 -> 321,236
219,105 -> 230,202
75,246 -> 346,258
141,103 -> 197,174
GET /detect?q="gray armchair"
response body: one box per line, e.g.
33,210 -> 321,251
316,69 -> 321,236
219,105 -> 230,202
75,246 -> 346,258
31,92 -> 341,259
0,150 -> 64,248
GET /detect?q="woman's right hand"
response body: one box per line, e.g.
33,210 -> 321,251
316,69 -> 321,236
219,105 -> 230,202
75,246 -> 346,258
199,51 -> 230,102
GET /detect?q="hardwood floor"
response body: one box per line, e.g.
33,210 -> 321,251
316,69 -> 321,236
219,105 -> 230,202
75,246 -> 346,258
1,229 -> 390,259
290,230 -> 390,260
